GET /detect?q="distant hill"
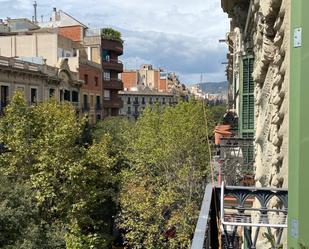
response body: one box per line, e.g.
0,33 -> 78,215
194,81 -> 228,94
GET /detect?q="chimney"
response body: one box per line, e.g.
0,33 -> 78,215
41,15 -> 43,23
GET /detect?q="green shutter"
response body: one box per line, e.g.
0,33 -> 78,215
240,56 -> 255,167
242,57 -> 255,133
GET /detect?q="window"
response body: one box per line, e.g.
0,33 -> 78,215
95,76 -> 98,86
84,74 -> 89,85
83,95 -> 89,110
72,91 -> 79,102
135,97 -> 138,103
127,106 -> 131,114
64,90 -> 71,101
103,50 -> 111,62
96,96 -> 101,109
30,88 -> 37,104
0,85 -> 9,110
163,98 -> 165,104
90,95 -> 94,107
149,97 -> 153,104
104,90 -> 111,100
60,89 -> 64,101
142,97 -> 145,104
127,97 -> 131,104
49,88 -> 55,98
104,70 -> 111,81
242,57 -> 255,132
96,114 -> 101,121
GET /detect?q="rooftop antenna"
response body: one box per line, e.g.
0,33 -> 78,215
33,1 -> 38,23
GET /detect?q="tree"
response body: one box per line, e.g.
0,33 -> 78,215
0,177 -> 66,249
209,104 -> 227,125
0,92 -> 117,248
118,101 -> 212,248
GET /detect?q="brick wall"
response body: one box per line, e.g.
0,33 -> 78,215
121,71 -> 138,90
79,64 -> 102,92
159,78 -> 167,92
58,26 -> 84,42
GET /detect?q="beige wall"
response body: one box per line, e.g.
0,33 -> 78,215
0,33 -> 76,68
139,69 -> 160,90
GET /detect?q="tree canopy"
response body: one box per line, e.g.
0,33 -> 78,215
118,101 -> 212,248
0,93 -> 215,248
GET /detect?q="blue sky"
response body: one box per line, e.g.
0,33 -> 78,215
0,0 -> 229,84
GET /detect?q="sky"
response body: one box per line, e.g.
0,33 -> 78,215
0,0 -> 230,85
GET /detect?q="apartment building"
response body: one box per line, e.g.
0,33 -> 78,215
84,28 -> 124,118
122,66 -> 188,102
0,56 -> 82,114
40,8 -> 125,118
79,59 -> 103,123
119,86 -> 174,120
122,64 -> 161,91
0,14 -> 104,123
221,0 -> 290,247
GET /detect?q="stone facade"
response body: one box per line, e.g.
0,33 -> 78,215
222,0 -> 290,247
119,86 -> 174,120
0,56 -> 82,113
222,0 -> 290,188
252,0 -> 290,190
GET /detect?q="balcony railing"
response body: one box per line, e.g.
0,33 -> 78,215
102,59 -> 123,72
103,78 -> 123,90
215,137 -> 254,186
191,183 -> 288,249
133,100 -> 139,106
103,97 -> 123,109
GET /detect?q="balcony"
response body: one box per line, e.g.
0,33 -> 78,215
103,97 -> 123,109
133,100 -> 139,106
102,59 -> 123,72
103,78 -> 124,90
102,39 -> 123,55
215,137 -> 254,186
191,183 -> 288,249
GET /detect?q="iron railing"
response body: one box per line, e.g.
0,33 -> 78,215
191,183 -> 288,249
215,137 -> 254,186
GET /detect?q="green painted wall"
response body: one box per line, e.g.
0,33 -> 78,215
289,0 -> 309,247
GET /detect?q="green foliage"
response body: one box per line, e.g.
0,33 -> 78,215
101,28 -> 123,42
118,100 -> 211,248
0,177 -> 66,248
0,92 -> 117,249
209,104 -> 227,125
0,93 -> 214,248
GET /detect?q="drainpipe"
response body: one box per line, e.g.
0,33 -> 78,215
244,0 -> 253,39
